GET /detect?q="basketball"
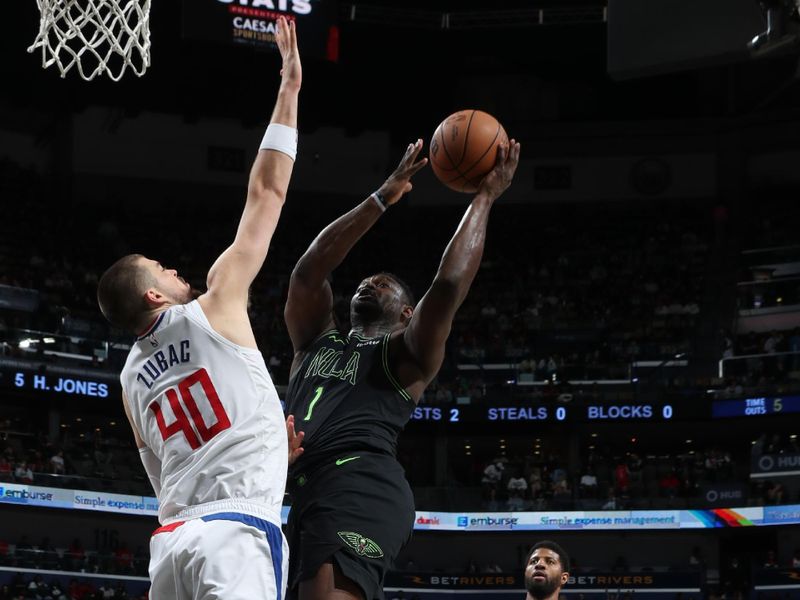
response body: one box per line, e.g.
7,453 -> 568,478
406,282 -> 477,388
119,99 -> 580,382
429,110 -> 509,193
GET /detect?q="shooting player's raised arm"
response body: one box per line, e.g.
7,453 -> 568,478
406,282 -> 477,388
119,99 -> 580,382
393,141 -> 521,398
285,141 -> 427,357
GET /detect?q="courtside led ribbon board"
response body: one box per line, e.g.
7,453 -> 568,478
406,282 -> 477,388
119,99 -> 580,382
3,483 -> 798,530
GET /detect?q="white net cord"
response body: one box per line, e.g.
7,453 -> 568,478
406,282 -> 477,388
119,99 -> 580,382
27,0 -> 152,82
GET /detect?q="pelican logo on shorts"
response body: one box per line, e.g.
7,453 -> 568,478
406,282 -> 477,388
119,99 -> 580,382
337,531 -> 384,559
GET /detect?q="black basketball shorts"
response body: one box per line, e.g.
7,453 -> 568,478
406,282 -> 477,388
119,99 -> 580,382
285,452 -> 415,600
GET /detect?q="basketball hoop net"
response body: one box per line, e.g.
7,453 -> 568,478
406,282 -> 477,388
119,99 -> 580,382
28,0 -> 152,82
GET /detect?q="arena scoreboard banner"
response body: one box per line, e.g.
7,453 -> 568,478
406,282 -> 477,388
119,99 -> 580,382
182,0 -> 339,61
408,401 -> 692,424
0,359 -> 118,400
712,395 -> 800,418
7,368 -> 112,399
3,356 -> 796,426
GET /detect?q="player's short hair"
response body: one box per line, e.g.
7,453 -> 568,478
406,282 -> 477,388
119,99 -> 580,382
97,254 -> 153,332
377,272 -> 416,307
527,540 -> 570,573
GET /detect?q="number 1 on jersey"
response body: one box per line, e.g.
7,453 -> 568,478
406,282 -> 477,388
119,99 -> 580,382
303,386 -> 324,421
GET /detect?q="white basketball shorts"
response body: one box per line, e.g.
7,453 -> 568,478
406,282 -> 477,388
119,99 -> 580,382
149,511 -> 288,600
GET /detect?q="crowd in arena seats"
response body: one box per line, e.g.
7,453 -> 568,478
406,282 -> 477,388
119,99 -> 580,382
0,158 -> 715,390
718,328 -> 800,389
749,201 -> 800,250
0,533 -> 148,577
469,432 -> 800,512
7,402 -> 797,513
5,160 -> 800,404
0,574 -> 146,600
477,452 -> 720,512
0,418 -> 150,496
750,433 -> 799,506
450,208 -> 708,382
3,160 -> 800,513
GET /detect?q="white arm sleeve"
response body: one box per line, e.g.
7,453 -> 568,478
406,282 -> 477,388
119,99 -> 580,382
138,446 -> 162,497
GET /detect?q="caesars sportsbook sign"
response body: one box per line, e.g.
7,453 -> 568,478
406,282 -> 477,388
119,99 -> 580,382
182,0 -> 339,60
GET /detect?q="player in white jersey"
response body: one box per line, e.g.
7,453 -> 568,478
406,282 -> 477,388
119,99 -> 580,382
96,17 -> 301,600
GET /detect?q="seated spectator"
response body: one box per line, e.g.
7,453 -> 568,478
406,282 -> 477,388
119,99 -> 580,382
763,331 -> 781,354
485,561 -> 503,573
481,461 -> 503,510
602,488 -> 619,510
628,454 -> 643,494
481,461 -> 503,492
51,582 -> 68,600
550,465 -> 567,486
67,539 -> 85,571
0,455 -> 12,481
69,578 -> 96,599
579,469 -> 598,498
765,481 -> 785,505
98,582 -> 116,598
528,469 -> 542,500
552,479 -> 572,508
763,550 -> 779,569
506,472 -> 528,511
434,384 -> 452,404
689,546 -> 705,570
14,461 -> 33,484
518,358 -> 535,374
659,469 -> 680,498
114,543 -> 134,574
50,450 -> 65,475
614,461 -> 630,495
28,576 -> 49,599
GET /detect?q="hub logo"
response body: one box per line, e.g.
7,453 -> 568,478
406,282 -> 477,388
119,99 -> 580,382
457,516 -> 469,527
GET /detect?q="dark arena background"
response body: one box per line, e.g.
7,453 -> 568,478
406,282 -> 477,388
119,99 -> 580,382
1,0 -> 800,598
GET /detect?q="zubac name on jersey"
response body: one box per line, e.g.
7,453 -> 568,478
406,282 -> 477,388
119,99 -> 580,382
136,340 -> 191,390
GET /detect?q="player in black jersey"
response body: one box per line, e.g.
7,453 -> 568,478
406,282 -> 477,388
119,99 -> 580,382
283,137 -> 520,600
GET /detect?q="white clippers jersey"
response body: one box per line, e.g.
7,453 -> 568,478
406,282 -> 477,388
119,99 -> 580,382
120,301 -> 287,524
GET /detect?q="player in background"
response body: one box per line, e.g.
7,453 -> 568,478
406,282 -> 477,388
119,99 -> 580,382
524,541 -> 570,600
96,17 -> 300,599
283,138 -> 521,599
